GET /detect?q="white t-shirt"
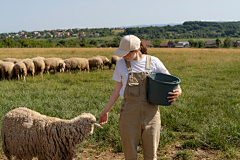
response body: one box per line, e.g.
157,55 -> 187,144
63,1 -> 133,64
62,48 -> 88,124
112,55 -> 170,99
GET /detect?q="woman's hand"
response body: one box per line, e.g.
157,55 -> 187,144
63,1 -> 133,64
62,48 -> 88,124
99,112 -> 109,125
167,86 -> 182,104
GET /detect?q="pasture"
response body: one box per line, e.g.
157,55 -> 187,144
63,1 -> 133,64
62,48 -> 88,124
0,48 -> 239,159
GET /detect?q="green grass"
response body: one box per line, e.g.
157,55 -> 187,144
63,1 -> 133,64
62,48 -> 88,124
0,48 -> 239,158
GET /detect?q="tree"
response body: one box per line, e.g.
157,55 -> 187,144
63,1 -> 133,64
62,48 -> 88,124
81,37 -> 86,43
174,40 -> 179,43
223,37 -> 232,48
152,39 -> 162,47
216,38 -> 222,48
197,40 -> 205,48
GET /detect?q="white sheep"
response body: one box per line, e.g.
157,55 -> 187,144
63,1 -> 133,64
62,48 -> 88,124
64,58 -> 89,74
32,57 -> 45,78
59,60 -> 65,73
87,57 -> 103,71
44,57 -> 65,74
3,58 -> 22,64
14,62 -> 27,81
1,62 -> 15,80
1,107 -> 103,160
93,55 -> 111,69
110,55 -> 121,69
22,58 -> 35,78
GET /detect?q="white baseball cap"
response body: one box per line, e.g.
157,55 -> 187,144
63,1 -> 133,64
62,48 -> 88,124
113,35 -> 141,57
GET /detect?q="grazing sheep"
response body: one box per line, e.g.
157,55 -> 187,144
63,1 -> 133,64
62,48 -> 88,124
87,57 -> 103,71
110,55 -> 121,69
93,55 -> 111,69
32,57 -> 45,78
44,58 -> 65,74
23,59 -> 35,78
3,58 -> 22,64
14,62 -> 27,81
59,60 -> 65,72
64,58 -> 89,74
1,107 -> 103,160
1,62 -> 15,80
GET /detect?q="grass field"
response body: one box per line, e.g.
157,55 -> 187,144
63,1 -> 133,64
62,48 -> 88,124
0,48 -> 239,159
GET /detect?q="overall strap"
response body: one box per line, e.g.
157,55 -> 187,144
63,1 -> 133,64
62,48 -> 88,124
146,55 -> 151,70
124,59 -> 132,71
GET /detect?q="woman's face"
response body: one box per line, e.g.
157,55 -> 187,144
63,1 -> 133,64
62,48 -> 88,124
123,51 -> 136,61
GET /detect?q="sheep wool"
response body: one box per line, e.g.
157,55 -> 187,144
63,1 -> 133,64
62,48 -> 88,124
32,57 -> 45,78
3,58 -> 22,64
1,107 -> 102,160
110,55 -> 121,69
14,62 -> 27,81
93,55 -> 111,69
23,59 -> 35,78
1,62 -> 15,80
44,57 -> 65,74
87,57 -> 103,71
64,58 -> 89,74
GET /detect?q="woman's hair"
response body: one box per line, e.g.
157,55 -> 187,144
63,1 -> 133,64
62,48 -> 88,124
140,41 -> 147,54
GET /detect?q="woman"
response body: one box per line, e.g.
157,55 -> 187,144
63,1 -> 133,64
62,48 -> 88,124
99,35 -> 182,160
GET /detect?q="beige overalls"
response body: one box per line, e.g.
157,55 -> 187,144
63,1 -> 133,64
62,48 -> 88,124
118,55 -> 161,160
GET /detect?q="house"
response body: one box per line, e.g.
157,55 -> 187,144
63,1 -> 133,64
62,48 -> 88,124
179,41 -> 189,46
168,41 -> 174,48
142,40 -> 153,48
97,43 -> 102,48
235,40 -> 240,47
95,33 -> 99,36
80,34 -> 86,37
73,34 -> 78,37
88,33 -> 94,36
205,40 -> 218,47
160,43 -> 168,48
65,32 -> 70,36
175,43 -> 184,48
22,35 -> 27,38
232,40 -> 236,47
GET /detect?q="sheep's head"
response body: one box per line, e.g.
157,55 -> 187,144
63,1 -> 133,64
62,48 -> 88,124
73,113 -> 103,136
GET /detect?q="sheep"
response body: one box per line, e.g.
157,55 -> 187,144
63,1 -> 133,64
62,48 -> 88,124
110,55 -> 121,69
64,58 -> 89,74
32,57 -> 45,78
3,58 -> 22,64
44,58 -> 65,74
1,107 -> 103,160
22,59 -> 35,78
93,55 -> 112,69
13,62 -> 27,82
1,62 -> 15,80
87,57 -> 103,71
59,60 -> 65,73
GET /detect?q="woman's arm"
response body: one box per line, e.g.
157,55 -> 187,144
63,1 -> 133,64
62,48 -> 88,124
99,81 -> 122,125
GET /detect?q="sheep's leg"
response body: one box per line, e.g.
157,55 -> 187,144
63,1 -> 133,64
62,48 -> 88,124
18,74 -> 20,81
2,71 -> 5,80
23,76 -> 26,82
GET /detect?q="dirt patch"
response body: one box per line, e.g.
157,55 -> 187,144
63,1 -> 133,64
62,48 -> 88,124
0,142 -> 224,160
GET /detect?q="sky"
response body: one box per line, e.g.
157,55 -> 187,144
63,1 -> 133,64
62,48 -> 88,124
1,0 -> 240,33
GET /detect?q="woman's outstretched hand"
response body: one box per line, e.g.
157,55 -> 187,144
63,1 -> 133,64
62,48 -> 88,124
99,112 -> 109,125
167,87 -> 182,104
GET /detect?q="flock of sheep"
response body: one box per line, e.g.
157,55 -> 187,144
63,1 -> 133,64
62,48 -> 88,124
0,55 -> 121,81
0,55 -> 122,159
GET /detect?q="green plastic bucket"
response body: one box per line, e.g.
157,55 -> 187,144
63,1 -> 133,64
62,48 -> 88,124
148,73 -> 181,106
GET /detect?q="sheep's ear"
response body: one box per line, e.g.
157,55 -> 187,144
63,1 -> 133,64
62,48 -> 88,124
91,120 -> 103,129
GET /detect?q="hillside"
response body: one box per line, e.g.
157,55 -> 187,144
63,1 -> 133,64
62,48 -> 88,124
1,21 -> 240,48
